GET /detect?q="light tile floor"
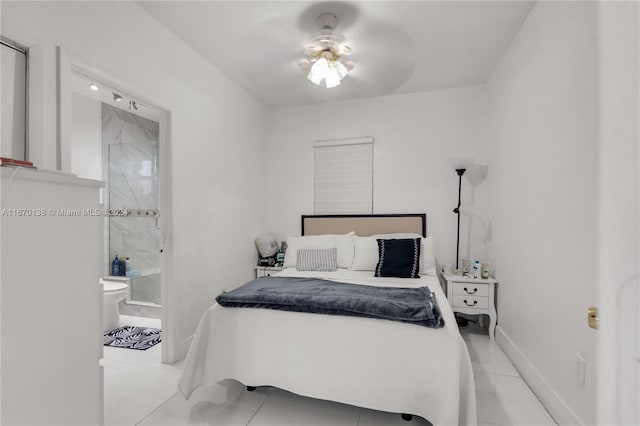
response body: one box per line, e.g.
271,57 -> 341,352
461,325 -> 556,426
104,318 -> 556,426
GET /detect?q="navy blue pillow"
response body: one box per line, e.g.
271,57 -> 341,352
374,238 -> 421,279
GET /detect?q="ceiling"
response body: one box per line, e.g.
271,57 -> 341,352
139,1 -> 533,107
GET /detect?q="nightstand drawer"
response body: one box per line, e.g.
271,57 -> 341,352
451,282 -> 489,297
255,266 -> 283,278
451,294 -> 489,310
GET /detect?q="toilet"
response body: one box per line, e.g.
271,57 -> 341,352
101,278 -> 129,332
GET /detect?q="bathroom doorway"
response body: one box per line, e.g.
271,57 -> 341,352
69,68 -> 171,364
105,107 -> 161,312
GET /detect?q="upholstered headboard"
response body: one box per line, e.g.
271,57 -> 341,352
301,214 -> 426,237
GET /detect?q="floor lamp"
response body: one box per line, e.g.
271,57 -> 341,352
453,168 -> 466,270
453,168 -> 467,327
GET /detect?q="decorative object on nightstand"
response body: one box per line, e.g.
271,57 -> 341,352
275,242 -> 286,267
472,259 -> 481,278
461,258 -> 470,275
481,262 -> 490,279
255,266 -> 284,279
255,235 -> 278,266
443,273 -> 498,341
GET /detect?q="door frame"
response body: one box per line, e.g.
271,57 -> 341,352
69,62 -> 174,364
596,2 -> 640,424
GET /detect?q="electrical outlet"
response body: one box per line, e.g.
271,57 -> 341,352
575,353 -> 586,386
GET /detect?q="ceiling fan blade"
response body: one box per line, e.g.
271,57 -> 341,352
303,45 -> 323,56
341,60 -> 355,71
341,21 -> 415,92
297,58 -> 312,71
336,44 -> 352,56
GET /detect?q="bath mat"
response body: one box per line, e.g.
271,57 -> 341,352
104,326 -> 161,351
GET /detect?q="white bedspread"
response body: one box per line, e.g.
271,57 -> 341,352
178,268 -> 477,425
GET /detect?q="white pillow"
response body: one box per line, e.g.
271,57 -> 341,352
420,236 -> 437,276
351,233 -> 437,276
283,232 -> 355,269
350,236 -> 379,271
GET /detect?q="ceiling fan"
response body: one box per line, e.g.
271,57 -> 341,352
300,13 -> 354,89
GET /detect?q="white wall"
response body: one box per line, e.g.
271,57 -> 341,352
1,1 -> 269,362
70,93 -> 102,181
484,2 -> 598,424
266,86 -> 487,265
0,169 -> 103,425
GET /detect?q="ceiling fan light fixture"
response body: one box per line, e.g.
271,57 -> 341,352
306,56 -> 347,89
312,57 -> 330,75
324,66 -> 341,88
307,57 -> 329,85
302,13 -> 352,89
307,70 -> 322,85
333,60 -> 348,81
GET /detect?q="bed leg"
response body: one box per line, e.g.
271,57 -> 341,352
246,386 -> 256,392
401,414 -> 413,421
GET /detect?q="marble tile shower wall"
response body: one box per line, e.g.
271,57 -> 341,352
102,104 -> 161,305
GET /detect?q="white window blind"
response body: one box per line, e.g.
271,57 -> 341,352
313,137 -> 374,214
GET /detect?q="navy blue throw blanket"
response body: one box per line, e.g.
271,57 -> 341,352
216,277 -> 444,328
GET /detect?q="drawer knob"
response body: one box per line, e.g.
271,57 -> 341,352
463,299 -> 478,306
463,287 -> 478,294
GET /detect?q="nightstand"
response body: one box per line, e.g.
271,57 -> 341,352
255,266 -> 283,278
443,273 -> 498,341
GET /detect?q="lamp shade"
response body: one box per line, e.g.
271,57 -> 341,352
333,60 -> 348,80
464,164 -> 488,187
324,65 -> 341,88
307,57 -> 329,85
448,156 -> 475,171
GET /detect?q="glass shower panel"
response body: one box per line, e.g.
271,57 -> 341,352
109,140 -> 160,305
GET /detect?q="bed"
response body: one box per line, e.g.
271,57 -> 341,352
178,214 -> 476,425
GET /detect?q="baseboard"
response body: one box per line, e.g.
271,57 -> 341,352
496,326 -> 583,425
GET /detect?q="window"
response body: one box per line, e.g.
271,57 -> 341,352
1,38 -> 27,161
313,137 -> 374,214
